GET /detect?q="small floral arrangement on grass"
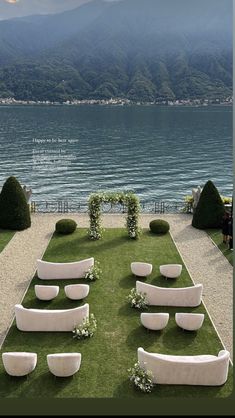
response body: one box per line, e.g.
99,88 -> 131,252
73,314 -> 97,339
85,261 -> 102,281
126,288 -> 148,310
128,362 -> 154,393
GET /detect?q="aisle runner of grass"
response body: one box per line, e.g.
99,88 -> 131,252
0,230 -> 15,253
0,229 -> 232,398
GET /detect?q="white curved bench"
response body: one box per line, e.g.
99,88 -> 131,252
2,352 -> 37,377
131,262 -> 153,277
37,258 -> 94,280
138,347 -> 230,386
47,353 -> 81,377
160,264 -> 182,279
35,285 -> 59,301
15,304 -> 89,332
136,281 -> 203,307
64,284 -> 90,300
175,313 -> 205,331
140,313 -> 169,330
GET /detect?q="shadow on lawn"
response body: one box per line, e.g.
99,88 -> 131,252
162,326 -> 198,350
118,274 -> 147,289
126,325 -> 161,349
118,304 -> 140,318
45,234 -> 128,260
18,371 -> 74,398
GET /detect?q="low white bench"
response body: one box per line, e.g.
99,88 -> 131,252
175,313 -> 205,331
35,285 -> 59,301
15,304 -> 89,332
140,313 -> 169,330
160,264 -> 182,279
37,258 -> 94,280
47,353 -> 81,377
131,262 -> 153,277
136,281 -> 203,307
2,352 -> 37,377
138,347 -> 230,386
64,284 -> 90,300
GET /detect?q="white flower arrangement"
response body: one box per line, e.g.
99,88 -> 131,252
128,362 -> 154,393
126,288 -> 148,310
85,261 -> 102,281
73,314 -> 97,339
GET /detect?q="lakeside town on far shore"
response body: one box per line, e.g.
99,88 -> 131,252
0,96 -> 233,107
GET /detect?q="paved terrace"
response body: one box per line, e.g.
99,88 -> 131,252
0,214 -> 233,360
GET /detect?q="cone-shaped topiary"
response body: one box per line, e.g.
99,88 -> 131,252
0,176 -> 31,230
192,180 -> 225,229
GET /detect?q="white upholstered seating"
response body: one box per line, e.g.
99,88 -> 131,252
2,352 -> 37,377
64,284 -> 90,300
138,347 -> 230,386
37,258 -> 94,280
136,281 -> 203,307
47,353 -> 81,377
140,313 -> 169,330
160,264 -> 182,279
35,285 -> 59,301
15,303 -> 89,332
131,262 -> 153,277
175,313 -> 205,331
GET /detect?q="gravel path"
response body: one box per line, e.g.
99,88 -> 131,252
0,213 -> 233,360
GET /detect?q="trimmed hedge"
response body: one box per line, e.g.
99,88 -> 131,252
192,180 -> 225,229
56,219 -> 77,234
0,176 -> 31,230
149,219 -> 170,234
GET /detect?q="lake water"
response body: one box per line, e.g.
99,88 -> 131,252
0,105 -> 232,207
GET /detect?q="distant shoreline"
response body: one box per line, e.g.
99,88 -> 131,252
0,101 -> 232,108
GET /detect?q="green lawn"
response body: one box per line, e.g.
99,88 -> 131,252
206,229 -> 233,266
0,229 -> 15,253
0,229 -> 232,398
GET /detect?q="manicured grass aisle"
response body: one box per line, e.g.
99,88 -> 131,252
0,230 -> 15,253
206,229 -> 233,266
0,229 -> 232,398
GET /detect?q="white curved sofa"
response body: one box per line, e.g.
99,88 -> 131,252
175,313 -> 205,331
160,264 -> 182,279
37,258 -> 94,280
64,284 -> 90,300
15,304 -> 89,332
138,347 -> 230,386
131,262 -> 153,277
2,352 -> 37,377
136,281 -> 203,307
140,313 -> 169,330
47,353 -> 81,377
35,285 -> 59,301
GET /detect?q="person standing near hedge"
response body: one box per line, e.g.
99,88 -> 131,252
221,212 -> 230,244
228,214 -> 233,250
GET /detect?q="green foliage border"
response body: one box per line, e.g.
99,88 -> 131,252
88,191 -> 141,240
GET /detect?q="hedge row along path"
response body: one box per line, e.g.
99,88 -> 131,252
0,213 -> 232,360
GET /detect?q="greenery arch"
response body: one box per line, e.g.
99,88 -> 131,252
88,192 -> 141,240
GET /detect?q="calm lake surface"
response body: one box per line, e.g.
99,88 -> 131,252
0,105 -> 232,205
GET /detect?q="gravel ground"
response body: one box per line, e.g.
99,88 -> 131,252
0,213 -> 233,360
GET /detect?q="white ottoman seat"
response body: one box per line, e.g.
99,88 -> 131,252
131,262 -> 152,277
35,285 -> 59,301
160,264 -> 182,279
64,284 -> 89,300
141,313 -> 169,330
2,352 -> 37,377
47,353 -> 81,377
175,313 -> 205,331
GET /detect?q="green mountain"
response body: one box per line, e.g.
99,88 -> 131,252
0,0 -> 232,102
